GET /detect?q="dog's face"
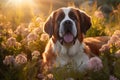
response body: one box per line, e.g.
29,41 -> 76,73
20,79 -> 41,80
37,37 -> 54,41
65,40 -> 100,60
44,7 -> 91,45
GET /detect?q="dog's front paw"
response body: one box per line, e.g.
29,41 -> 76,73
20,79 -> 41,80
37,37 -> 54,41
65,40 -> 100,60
88,57 -> 103,71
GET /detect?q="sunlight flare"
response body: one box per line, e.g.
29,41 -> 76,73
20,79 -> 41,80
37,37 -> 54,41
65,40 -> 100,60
6,0 -> 35,7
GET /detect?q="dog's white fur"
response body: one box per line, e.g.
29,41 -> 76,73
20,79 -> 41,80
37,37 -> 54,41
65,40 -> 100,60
44,38 -> 89,71
59,8 -> 77,38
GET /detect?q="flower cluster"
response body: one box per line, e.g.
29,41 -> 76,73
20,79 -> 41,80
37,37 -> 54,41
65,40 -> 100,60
6,37 -> 21,48
88,57 -> 103,71
3,52 -> 27,66
27,32 -> 39,42
15,53 -> 27,65
100,30 -> 120,54
3,55 -> 14,65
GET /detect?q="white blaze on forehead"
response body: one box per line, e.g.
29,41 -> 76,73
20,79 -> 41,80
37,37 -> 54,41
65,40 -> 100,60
59,7 -> 77,37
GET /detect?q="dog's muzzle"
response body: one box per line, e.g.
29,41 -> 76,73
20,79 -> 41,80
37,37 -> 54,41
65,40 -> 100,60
59,20 -> 77,45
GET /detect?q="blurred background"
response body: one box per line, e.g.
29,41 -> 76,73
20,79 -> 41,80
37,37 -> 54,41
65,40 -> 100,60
0,0 -> 120,23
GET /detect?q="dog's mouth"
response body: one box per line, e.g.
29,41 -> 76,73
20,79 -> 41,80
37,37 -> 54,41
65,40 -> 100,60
59,32 -> 76,45
63,33 -> 74,43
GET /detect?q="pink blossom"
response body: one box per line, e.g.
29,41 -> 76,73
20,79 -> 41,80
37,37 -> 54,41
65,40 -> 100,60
27,32 -> 38,41
15,53 -> 27,65
108,35 -> 120,45
109,75 -> 118,80
21,28 -> 30,37
6,37 -> 16,47
3,55 -> 14,65
99,44 -> 110,52
6,37 -> 21,48
14,25 -> 25,35
40,33 -> 49,41
88,57 -> 103,71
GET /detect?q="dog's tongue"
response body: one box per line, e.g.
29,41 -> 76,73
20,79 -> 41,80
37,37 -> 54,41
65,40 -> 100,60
63,33 -> 74,43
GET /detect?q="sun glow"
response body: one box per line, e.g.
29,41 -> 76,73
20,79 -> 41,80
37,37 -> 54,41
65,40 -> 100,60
6,0 -> 35,7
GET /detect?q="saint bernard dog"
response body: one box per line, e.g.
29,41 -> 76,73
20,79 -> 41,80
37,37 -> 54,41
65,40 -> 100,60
42,7 -> 109,71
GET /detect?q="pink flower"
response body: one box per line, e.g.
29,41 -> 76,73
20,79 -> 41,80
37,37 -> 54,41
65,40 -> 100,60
21,28 -> 30,37
6,37 -> 21,48
99,44 -> 110,52
27,32 -> 38,41
88,57 -> 103,71
15,53 -> 27,65
14,24 -> 25,35
40,33 -> 49,41
108,35 -> 120,45
3,55 -> 14,65
6,37 -> 16,47
109,75 -> 118,80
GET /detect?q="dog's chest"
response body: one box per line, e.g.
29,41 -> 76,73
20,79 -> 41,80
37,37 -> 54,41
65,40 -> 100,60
53,40 -> 89,67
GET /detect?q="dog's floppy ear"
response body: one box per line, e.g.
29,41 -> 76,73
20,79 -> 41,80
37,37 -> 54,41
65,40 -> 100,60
44,12 -> 54,38
78,10 -> 91,34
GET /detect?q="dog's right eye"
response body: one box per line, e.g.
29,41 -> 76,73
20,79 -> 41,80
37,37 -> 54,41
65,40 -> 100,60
56,13 -> 65,23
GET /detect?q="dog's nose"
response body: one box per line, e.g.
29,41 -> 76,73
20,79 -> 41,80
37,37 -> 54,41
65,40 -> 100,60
63,20 -> 73,27
63,20 -> 73,33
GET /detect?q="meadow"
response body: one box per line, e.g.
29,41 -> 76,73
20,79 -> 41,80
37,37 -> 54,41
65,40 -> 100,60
0,0 -> 120,80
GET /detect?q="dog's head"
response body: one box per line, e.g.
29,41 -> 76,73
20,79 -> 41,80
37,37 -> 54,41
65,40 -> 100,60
44,7 -> 91,45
